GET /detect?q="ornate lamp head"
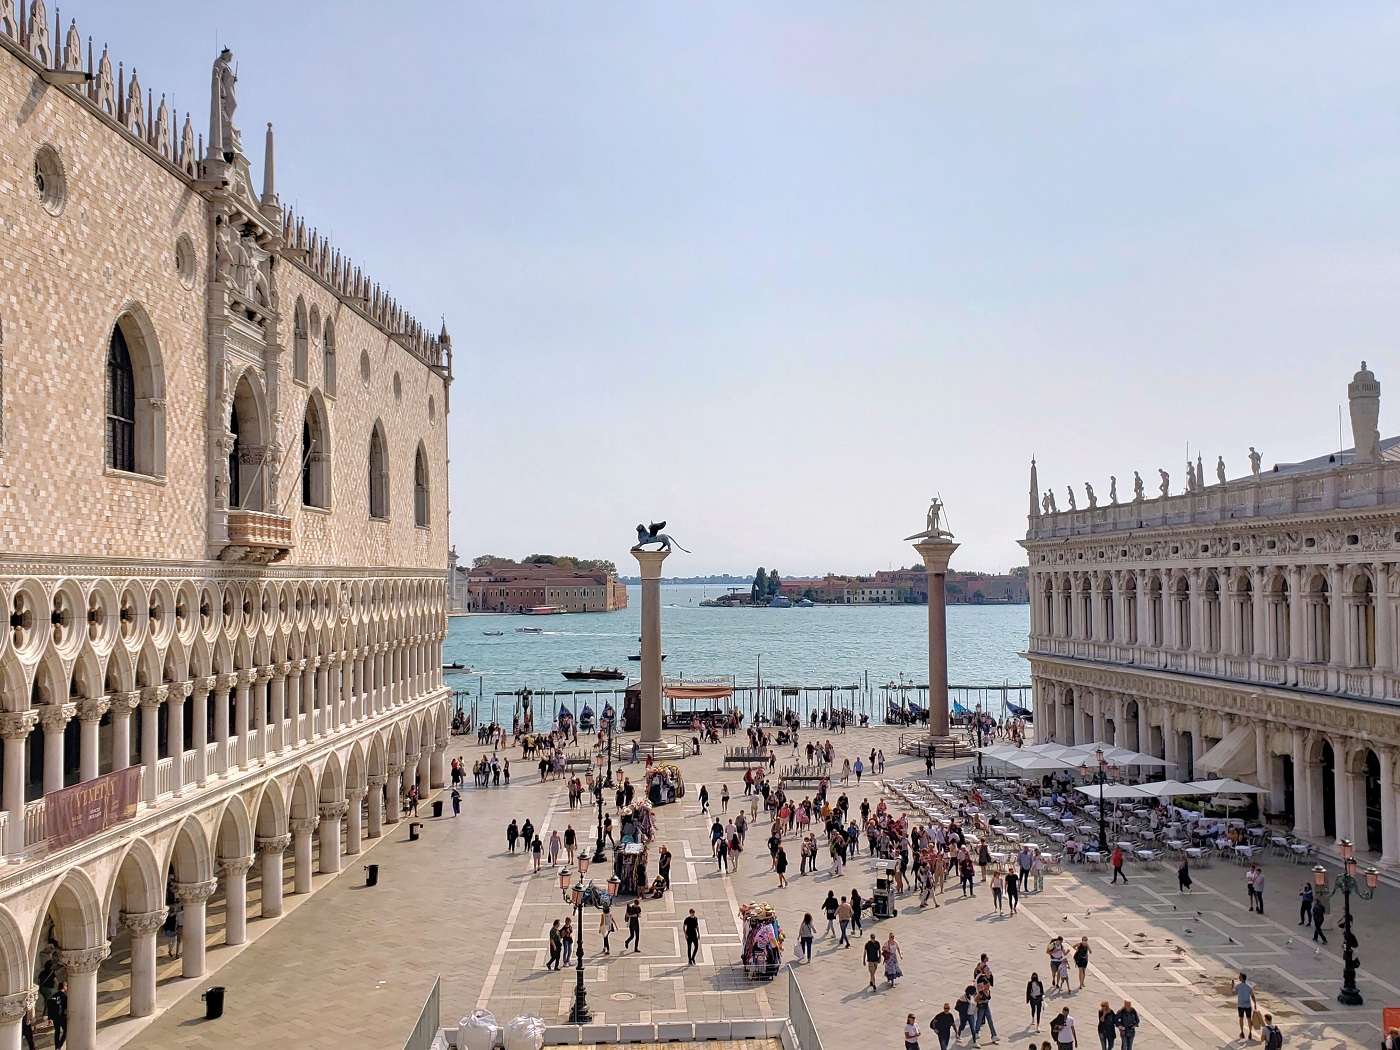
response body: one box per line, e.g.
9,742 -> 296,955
1313,863 -> 1328,887
1339,839 -> 1355,862
558,868 -> 572,892
579,855 -> 591,876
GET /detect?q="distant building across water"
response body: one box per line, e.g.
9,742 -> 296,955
453,557 -> 629,613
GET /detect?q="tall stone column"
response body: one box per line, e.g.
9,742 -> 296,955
0,713 -> 37,859
913,536 -> 959,740
214,675 -> 234,773
137,689 -> 164,802
168,683 -> 190,794
314,658 -> 330,738
76,697 -> 109,783
172,880 -> 215,978
0,989 -> 37,1050
385,765 -> 403,824
1379,747 -> 1397,866
290,818 -> 318,893
431,741 -> 447,788
55,945 -> 109,1050
256,834 -> 290,917
219,856 -> 254,945
41,703 -> 77,795
192,677 -> 212,784
1375,563 -> 1393,672
286,664 -> 304,746
235,670 -> 254,767
632,548 -> 670,743
416,749 -> 431,794
340,656 -> 353,726
254,668 -> 272,761
366,775 -> 386,838
120,910 -> 165,1016
318,802 -> 347,874
345,788 -> 365,855
110,691 -> 138,772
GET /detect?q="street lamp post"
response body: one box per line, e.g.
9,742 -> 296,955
603,704 -> 616,788
1079,748 -> 1117,851
1313,840 -> 1380,1006
588,770 -> 607,864
559,858 -> 593,1023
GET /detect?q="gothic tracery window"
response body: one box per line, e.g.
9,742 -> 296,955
368,423 -> 389,520
414,443 -> 430,527
106,326 -> 136,472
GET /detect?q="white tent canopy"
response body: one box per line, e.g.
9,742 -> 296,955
1192,778 -> 1268,795
1074,783 -> 1156,800
1194,726 -> 1257,778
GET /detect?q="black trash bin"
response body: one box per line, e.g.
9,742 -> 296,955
203,986 -> 225,1020
365,863 -> 379,886
432,798 -> 444,818
409,821 -> 423,841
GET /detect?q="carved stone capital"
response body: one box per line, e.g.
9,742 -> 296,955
0,711 -> 40,740
76,696 -> 111,723
256,834 -> 291,855
192,675 -> 216,697
255,667 -> 274,685
56,944 -> 111,974
345,785 -> 367,801
39,703 -> 77,732
171,681 -> 194,700
111,690 -> 143,713
217,672 -> 240,692
140,685 -> 169,709
366,775 -> 386,789
237,668 -> 258,688
319,801 -> 349,822
432,740 -> 448,755
172,879 -> 218,904
218,855 -> 255,878
289,817 -> 320,836
386,764 -> 405,778
289,659 -> 306,676
0,989 -> 36,1023
120,909 -> 168,936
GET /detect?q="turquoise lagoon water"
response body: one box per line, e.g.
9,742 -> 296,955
443,585 -> 1029,722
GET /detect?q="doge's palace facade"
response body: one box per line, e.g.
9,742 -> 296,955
1025,365 -> 1400,876
0,9 -> 451,1048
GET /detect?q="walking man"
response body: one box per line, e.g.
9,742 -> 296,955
1232,974 -> 1257,1042
863,933 -> 882,991
624,899 -> 643,953
1110,846 -> 1127,884
547,919 -> 563,971
683,908 -> 700,965
837,896 -> 853,947
1311,895 -> 1328,943
1252,866 -> 1266,915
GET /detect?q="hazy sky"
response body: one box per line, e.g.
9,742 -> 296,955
78,3 -> 1400,575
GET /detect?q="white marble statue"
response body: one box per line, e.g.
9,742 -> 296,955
1133,471 -> 1144,502
1046,489 -> 1058,513
1085,483 -> 1097,509
1185,460 -> 1196,493
1042,492 -> 1051,514
210,48 -> 240,157
1109,476 -> 1118,505
1249,446 -> 1262,476
1158,469 -> 1170,498
1216,456 -> 1226,485
1066,486 -> 1076,511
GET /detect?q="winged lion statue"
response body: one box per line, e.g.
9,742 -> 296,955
633,521 -> 690,553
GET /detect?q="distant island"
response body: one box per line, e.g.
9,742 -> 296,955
615,574 -> 753,586
635,565 -> 1030,606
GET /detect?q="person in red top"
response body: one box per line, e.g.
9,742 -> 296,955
1111,846 -> 1127,884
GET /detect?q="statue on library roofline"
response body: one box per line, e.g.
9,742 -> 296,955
633,522 -> 690,553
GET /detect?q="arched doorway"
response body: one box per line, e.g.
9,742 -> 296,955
1363,750 -> 1382,854
1320,740 -> 1337,840
228,374 -> 267,511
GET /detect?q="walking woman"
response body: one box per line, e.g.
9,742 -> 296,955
1177,856 -> 1193,893
990,868 -> 1005,914
903,1014 -> 921,1050
1096,1001 -> 1118,1050
1005,867 -> 1020,915
883,931 -> 904,988
797,913 -> 815,962
599,906 -> 617,956
1026,971 -> 1046,1031
1074,936 -> 1092,990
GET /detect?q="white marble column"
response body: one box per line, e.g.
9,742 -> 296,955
138,689 -> 164,802
431,741 -> 447,789
1287,566 -> 1306,668
110,691 -> 137,772
219,856 -> 253,945
41,703 -> 76,795
119,910 -> 165,1016
192,677 -> 212,785
318,803 -> 346,874
291,817 -> 318,893
76,697 -> 109,783
235,670 -> 254,768
256,834 -> 290,918
314,658 -> 330,738
1250,567 -> 1268,659
633,548 -> 670,742
1378,747 -> 1397,866
1375,563 -> 1393,672
0,713 -> 37,859
1163,708 -> 1179,780
253,668 -> 271,762
55,945 -> 110,1050
0,989 -> 37,1050
286,664 -> 304,747
385,766 -> 403,824
367,775 -> 385,838
214,675 -> 234,773
1293,730 -> 1319,837
169,684 -> 190,794
172,880 -> 215,978
340,656 -> 353,726
345,788 -> 365,855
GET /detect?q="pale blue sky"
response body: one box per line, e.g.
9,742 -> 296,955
75,3 -> 1400,574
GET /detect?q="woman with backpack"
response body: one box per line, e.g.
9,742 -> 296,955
1026,971 -> 1046,1030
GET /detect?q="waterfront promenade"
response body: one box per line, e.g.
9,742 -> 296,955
127,726 -> 1394,1050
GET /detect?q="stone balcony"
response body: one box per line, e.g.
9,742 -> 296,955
222,510 -> 294,563
1027,633 -> 1400,707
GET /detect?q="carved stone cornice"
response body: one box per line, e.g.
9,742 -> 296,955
172,879 -> 218,904
0,989 -> 36,1023
256,834 -> 291,855
218,855 -> 255,878
120,909 -> 168,936
56,943 -> 111,973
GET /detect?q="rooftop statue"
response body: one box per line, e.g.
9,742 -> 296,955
633,522 -> 689,553
1084,483 -> 1097,509
1185,460 -> 1196,493
209,48 -> 240,159
1108,476 -> 1118,505
1216,456 -> 1227,486
1132,471 -> 1144,502
1158,469 -> 1170,498
1065,486 -> 1076,511
1248,447 -> 1262,476
1046,489 -> 1058,514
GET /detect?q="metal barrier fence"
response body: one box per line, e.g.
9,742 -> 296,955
786,966 -> 825,1050
403,975 -> 441,1050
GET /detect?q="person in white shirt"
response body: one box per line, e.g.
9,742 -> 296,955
903,1014 -> 921,1050
1055,1007 -> 1077,1047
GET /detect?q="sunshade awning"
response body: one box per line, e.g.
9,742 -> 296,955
1194,726 -> 1256,778
1074,783 -> 1157,800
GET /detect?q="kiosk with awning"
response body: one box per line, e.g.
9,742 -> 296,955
662,678 -> 734,728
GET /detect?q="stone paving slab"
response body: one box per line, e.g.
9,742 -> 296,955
120,727 -> 1399,1049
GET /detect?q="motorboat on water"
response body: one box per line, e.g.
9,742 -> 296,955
627,653 -> 666,661
482,630 -> 504,636
562,668 -> 626,682
523,606 -> 563,616
443,661 -> 469,671
517,627 -> 543,634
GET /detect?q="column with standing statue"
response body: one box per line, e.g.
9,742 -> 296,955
907,499 -> 959,741
631,522 -> 686,744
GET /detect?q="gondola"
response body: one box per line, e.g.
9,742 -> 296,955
579,705 -> 596,732
1006,702 -> 1034,721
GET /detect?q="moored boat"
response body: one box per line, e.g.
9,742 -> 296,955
562,667 -> 626,682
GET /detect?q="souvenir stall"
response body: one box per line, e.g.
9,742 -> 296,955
613,841 -> 650,896
739,901 -> 784,981
618,801 -> 657,844
647,763 -> 685,806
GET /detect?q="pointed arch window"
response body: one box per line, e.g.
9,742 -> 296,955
106,326 -> 136,472
368,423 -> 389,520
323,318 -> 337,397
414,443 -> 430,527
302,396 -> 330,509
292,297 -> 309,384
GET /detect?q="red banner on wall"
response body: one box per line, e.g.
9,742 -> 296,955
44,767 -> 142,849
